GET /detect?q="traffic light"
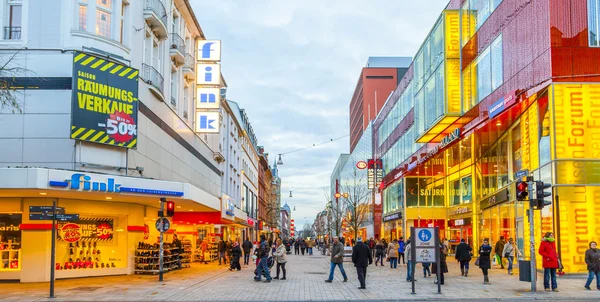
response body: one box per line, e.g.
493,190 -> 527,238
515,181 -> 528,201
535,181 -> 552,209
166,201 -> 175,217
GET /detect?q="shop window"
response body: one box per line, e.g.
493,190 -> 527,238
460,134 -> 473,169
0,214 -> 21,270
589,0 -> 600,46
511,122 -> 523,177
497,136 -> 509,188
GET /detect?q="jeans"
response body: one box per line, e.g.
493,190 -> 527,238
507,256 -> 514,271
375,254 -> 384,266
276,263 -> 286,278
219,252 -> 226,264
308,247 -> 313,255
255,257 -> 272,281
423,263 -> 431,276
399,252 -> 405,264
243,253 -> 250,265
328,262 -> 348,281
585,271 -> 600,289
407,260 -> 414,281
459,260 -> 470,270
544,268 -> 557,289
390,257 -> 398,268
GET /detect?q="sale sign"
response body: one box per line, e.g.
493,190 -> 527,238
58,217 -> 114,242
70,51 -> 139,149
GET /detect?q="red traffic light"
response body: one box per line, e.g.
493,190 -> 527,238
166,201 -> 175,217
516,181 -> 528,201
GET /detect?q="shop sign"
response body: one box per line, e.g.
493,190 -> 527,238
247,218 -> 255,226
383,212 -> 402,222
224,199 -> 235,216
481,188 -> 509,209
488,90 -> 517,119
439,128 -> 461,149
449,206 -> 471,216
449,218 -> 472,227
70,51 -> 139,149
356,161 -> 367,169
368,159 -> 383,189
0,225 -> 19,232
58,218 -> 114,242
48,172 -> 184,196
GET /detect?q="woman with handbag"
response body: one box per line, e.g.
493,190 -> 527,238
538,232 -> 559,292
478,238 -> 492,284
584,241 -> 600,290
502,238 -> 521,275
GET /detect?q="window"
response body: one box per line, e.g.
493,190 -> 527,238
589,0 -> 600,46
95,9 -> 111,38
5,0 -> 22,40
463,34 -> 503,109
78,4 -> 88,31
119,1 -> 127,43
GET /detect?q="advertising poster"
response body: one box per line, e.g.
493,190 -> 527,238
461,176 -> 472,203
70,51 -> 139,149
58,217 -> 114,242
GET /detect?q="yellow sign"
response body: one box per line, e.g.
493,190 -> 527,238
446,59 -> 461,113
551,84 -> 600,160
444,11 -> 460,59
444,11 -> 461,114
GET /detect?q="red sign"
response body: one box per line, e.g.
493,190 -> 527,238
334,193 -> 341,198
143,224 -> 149,240
60,223 -> 82,243
368,159 -> 382,169
356,161 -> 367,169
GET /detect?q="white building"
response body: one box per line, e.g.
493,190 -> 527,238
0,0 -> 231,282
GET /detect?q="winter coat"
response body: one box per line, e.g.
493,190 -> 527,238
432,245 -> 448,274
242,240 -> 253,253
398,241 -> 406,253
352,241 -> 372,267
455,242 -> 472,262
478,244 -> 492,269
585,248 -> 600,272
387,243 -> 399,258
258,240 -> 270,259
294,240 -> 300,248
538,238 -> 559,269
494,239 -> 506,256
330,242 -> 344,264
274,244 -> 287,264
375,242 -> 385,256
231,246 -> 242,262
300,241 -> 307,249
218,241 -> 227,252
502,242 -> 518,257
405,242 -> 412,261
307,240 -> 314,248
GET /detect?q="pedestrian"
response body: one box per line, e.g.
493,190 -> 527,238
538,232 -> 559,292
352,237 -> 372,289
387,239 -> 400,269
171,234 -> 183,269
422,262 -> 431,278
325,237 -> 348,283
432,243 -> 448,285
502,237 -> 520,275
368,237 -> 376,258
226,240 -> 233,264
229,241 -> 242,271
374,240 -> 385,266
494,236 -> 507,269
382,238 -> 388,250
406,238 -> 415,282
300,239 -> 307,255
455,238 -> 472,277
218,239 -> 227,265
242,237 -> 253,265
584,241 -> 600,290
294,238 -> 300,255
308,238 -> 314,255
254,234 -> 272,282
398,237 -> 406,265
479,238 -> 492,284
273,238 -> 287,280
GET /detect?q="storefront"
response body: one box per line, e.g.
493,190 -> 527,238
447,205 -> 474,254
0,168 -> 221,282
382,212 -> 402,241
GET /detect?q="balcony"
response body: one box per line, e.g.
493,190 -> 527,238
3,26 -> 21,40
183,53 -> 196,82
143,0 -> 168,41
140,63 -> 165,101
169,33 -> 185,66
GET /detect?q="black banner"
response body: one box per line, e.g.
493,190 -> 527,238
70,51 -> 139,149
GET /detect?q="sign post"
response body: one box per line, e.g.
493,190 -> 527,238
411,226 -> 441,294
49,199 -> 57,299
156,198 -> 171,282
527,176 -> 537,292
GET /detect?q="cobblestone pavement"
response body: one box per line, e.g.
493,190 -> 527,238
1,250 -> 600,301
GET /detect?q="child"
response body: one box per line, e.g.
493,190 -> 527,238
422,262 -> 431,278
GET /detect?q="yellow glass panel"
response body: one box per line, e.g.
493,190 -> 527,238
444,11 -> 460,59
446,58 -> 461,114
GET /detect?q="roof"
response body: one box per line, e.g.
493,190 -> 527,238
366,57 -> 412,68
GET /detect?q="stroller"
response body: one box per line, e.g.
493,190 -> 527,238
254,256 -> 274,278
285,243 -> 292,255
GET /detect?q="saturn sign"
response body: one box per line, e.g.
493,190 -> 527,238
356,161 -> 367,169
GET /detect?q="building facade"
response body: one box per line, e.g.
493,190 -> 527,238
238,107 -> 260,241
374,0 -> 600,274
0,0 -> 228,282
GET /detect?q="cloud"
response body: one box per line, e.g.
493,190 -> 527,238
190,0 -> 448,227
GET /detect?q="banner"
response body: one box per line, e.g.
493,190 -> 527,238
58,217 -> 114,242
71,51 -> 139,149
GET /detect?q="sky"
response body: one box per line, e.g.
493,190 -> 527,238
190,0 -> 448,229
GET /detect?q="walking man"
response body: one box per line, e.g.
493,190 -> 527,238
218,239 -> 227,265
494,236 -> 507,269
254,234 -> 272,282
242,237 -> 253,265
352,237 -> 373,289
325,237 -> 348,283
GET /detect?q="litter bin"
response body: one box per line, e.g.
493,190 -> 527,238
519,260 -> 531,282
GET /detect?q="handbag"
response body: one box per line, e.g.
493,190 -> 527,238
474,256 -> 480,266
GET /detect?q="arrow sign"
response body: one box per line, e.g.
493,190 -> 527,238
30,206 -> 65,214
29,213 -> 55,220
55,214 -> 79,221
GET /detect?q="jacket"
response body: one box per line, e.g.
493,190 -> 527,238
307,240 -> 314,248
405,242 -> 412,261
231,246 -> 242,261
218,241 -> 226,252
455,242 -> 472,262
494,240 -> 506,256
502,242 -> 518,257
432,244 -> 448,274
352,241 -> 372,267
398,241 -> 406,253
387,243 -> 399,258
330,241 -> 345,264
242,240 -> 253,253
538,238 -> 559,268
478,244 -> 492,269
258,240 -> 270,259
375,242 -> 385,255
274,244 -> 287,264
585,248 -> 600,272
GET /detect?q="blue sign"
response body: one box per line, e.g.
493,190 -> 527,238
198,113 -> 218,130
155,217 -> 170,233
515,169 -> 529,179
418,229 -> 432,243
49,173 -> 183,197
225,200 -> 235,216
488,92 -> 517,119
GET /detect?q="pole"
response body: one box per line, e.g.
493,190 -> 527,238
159,200 -> 164,282
435,226 -> 441,294
335,179 -> 339,238
49,199 -> 57,299
411,227 -> 416,295
527,176 -> 536,292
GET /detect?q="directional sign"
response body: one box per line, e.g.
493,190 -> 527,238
55,214 -> 79,221
415,248 -> 436,263
29,213 -> 79,221
155,217 -> 170,233
30,206 -> 65,214
30,213 -> 55,220
415,228 -> 435,247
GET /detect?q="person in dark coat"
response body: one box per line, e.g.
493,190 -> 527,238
432,243 -> 448,285
494,236 -> 507,269
584,241 -> 600,290
218,239 -> 227,265
455,239 -> 473,277
300,239 -> 307,255
294,238 -> 300,255
539,232 -> 559,291
479,238 -> 493,284
351,237 -> 373,289
242,237 -> 253,265
229,242 -> 242,271
374,240 -> 385,266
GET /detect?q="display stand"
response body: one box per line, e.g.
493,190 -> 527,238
134,243 -> 184,275
180,239 -> 191,268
